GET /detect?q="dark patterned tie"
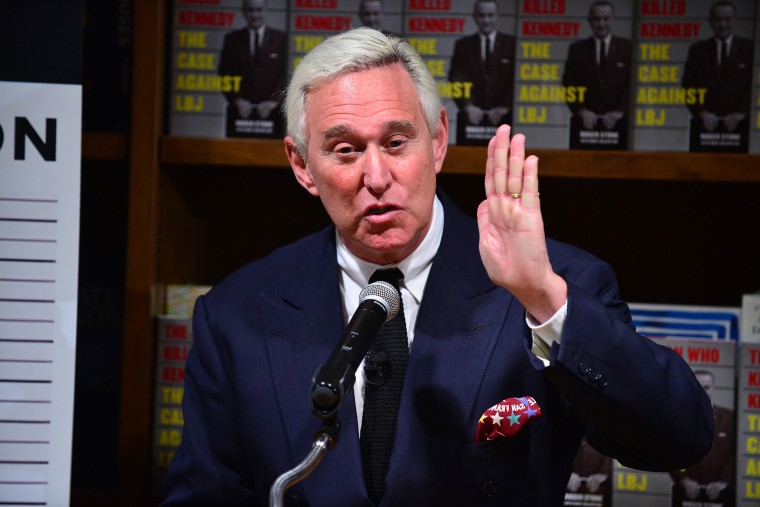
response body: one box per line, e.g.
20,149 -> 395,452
484,36 -> 492,71
252,30 -> 260,68
720,40 -> 729,76
598,39 -> 607,79
361,268 -> 408,503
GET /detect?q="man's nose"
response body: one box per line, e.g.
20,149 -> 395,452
363,146 -> 392,193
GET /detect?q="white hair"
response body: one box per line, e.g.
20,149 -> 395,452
283,27 -> 443,158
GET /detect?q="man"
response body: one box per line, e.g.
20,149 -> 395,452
682,1 -> 753,140
562,1 -> 632,133
218,0 -> 287,137
358,0 -> 395,36
449,0 -> 515,144
670,370 -> 734,506
162,28 -> 713,506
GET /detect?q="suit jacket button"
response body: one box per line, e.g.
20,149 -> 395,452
480,480 -> 498,497
597,374 -> 608,389
578,361 -> 591,376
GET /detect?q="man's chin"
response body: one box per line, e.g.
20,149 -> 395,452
351,236 -> 414,265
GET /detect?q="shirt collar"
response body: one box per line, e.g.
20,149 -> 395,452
248,26 -> 265,37
336,195 -> 443,304
596,34 -> 612,46
481,32 -> 496,44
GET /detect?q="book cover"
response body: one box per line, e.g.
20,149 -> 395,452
419,0 -> 517,146
750,7 -> 760,154
615,338 -> 736,507
512,0 -> 634,150
564,437 -> 613,507
631,0 -> 756,152
168,0 -> 289,138
289,0 -> 404,75
628,302 -> 741,340
742,294 -> 760,344
151,316 -> 193,490
737,343 -> 760,505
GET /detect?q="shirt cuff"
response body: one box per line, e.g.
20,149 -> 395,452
526,300 -> 568,365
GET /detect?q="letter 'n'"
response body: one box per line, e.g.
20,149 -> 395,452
15,117 -> 57,161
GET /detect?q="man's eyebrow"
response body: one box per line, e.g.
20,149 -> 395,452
322,123 -> 353,141
385,120 -> 418,136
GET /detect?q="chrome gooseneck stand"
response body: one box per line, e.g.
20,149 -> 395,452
268,420 -> 341,507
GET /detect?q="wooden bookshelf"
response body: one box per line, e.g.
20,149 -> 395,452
82,132 -> 128,161
160,135 -> 760,182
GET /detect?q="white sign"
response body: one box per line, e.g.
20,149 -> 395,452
0,80 -> 81,505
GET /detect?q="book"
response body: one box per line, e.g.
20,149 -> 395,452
631,0 -> 756,152
423,0 -> 517,145
742,293 -> 760,343
513,0 -> 634,150
615,338 -> 736,507
738,343 -> 760,505
151,316 -> 193,490
628,302 -> 741,340
150,285 -> 209,489
168,0 -> 289,138
287,0 -> 404,74
165,283 -> 212,318
751,9 -> 760,154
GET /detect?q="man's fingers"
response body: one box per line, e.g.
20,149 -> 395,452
508,133 -> 525,196
520,155 -> 540,209
493,125 -> 510,195
484,135 -> 496,196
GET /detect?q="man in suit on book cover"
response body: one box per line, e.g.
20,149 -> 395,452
449,0 -> 516,145
682,0 -> 753,151
670,370 -> 735,506
562,1 -> 631,147
566,436 -> 612,506
358,0 -> 397,37
218,0 -> 287,138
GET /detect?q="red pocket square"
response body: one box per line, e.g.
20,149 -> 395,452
475,396 -> 543,442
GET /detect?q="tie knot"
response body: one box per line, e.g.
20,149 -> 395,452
369,268 -> 404,288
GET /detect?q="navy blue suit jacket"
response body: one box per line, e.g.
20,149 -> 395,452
162,193 -> 712,506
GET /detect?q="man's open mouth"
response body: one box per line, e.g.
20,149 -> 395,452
367,206 -> 396,216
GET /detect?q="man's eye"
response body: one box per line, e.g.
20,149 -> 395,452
387,139 -> 405,149
335,145 -> 355,155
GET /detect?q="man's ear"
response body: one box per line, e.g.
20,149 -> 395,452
284,136 -> 319,196
433,108 -> 449,175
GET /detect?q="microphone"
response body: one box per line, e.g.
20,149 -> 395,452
311,281 -> 400,421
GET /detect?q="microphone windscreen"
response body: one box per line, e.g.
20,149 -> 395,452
359,281 -> 400,322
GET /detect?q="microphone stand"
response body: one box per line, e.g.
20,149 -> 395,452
269,284 -> 396,506
268,419 -> 341,507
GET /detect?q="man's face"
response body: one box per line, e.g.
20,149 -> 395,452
588,4 -> 614,39
709,4 -> 735,40
287,64 -> 448,265
696,372 -> 715,401
242,0 -> 266,30
359,0 -> 384,30
473,2 -> 498,36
